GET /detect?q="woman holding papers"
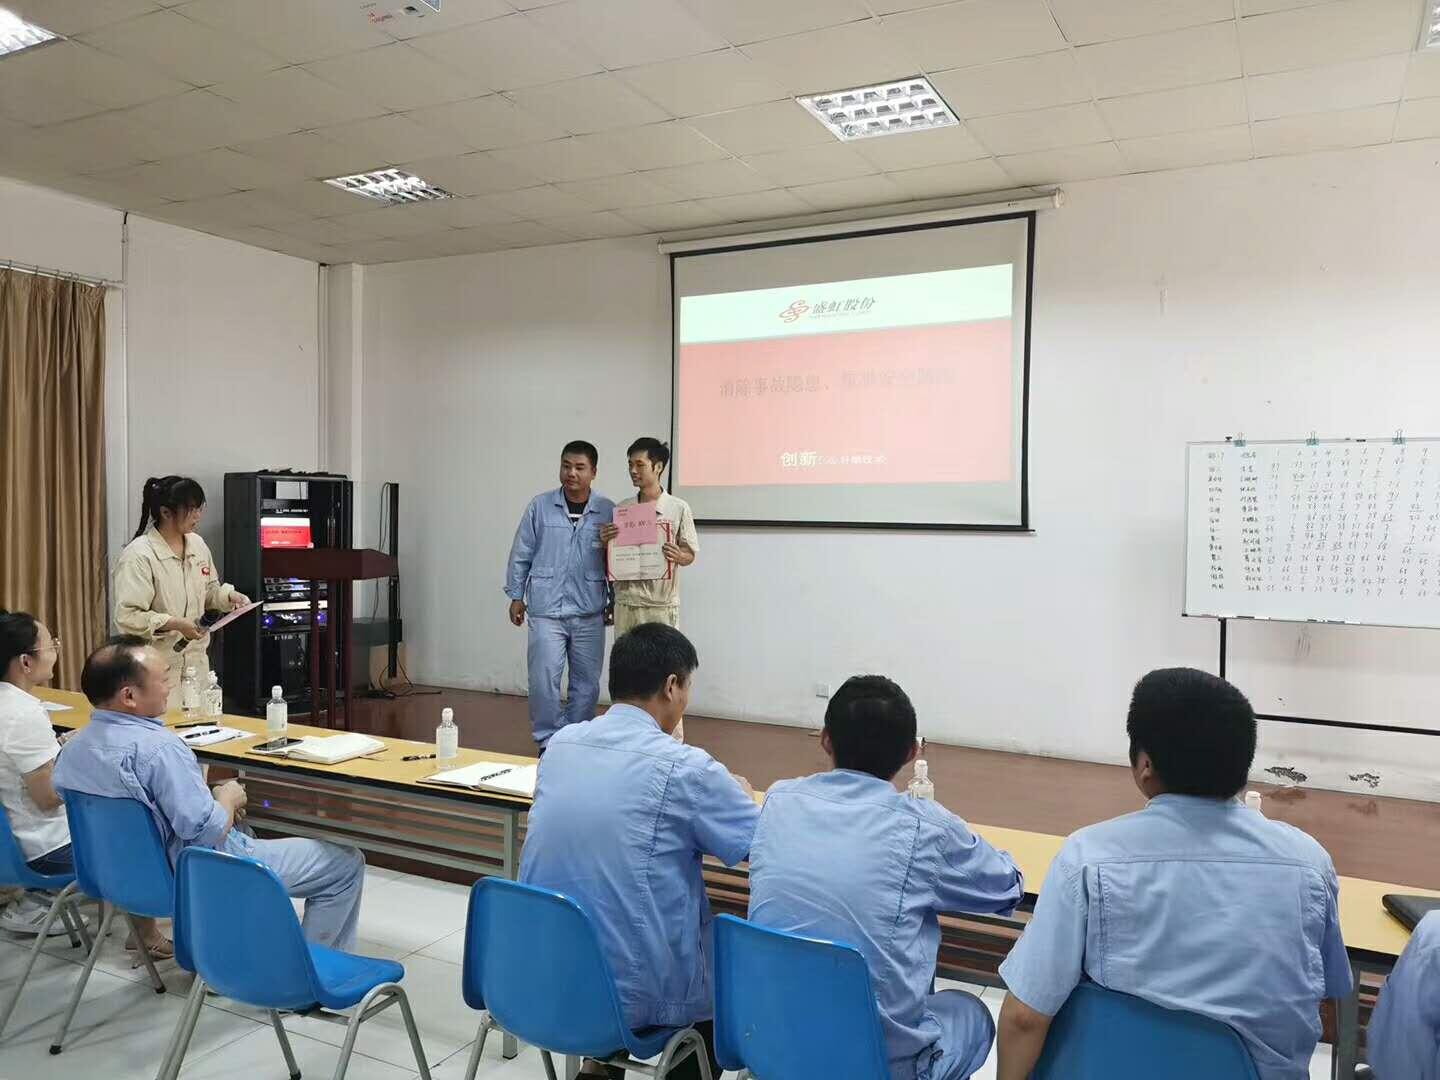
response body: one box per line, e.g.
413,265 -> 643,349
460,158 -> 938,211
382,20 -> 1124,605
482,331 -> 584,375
113,476 -> 250,709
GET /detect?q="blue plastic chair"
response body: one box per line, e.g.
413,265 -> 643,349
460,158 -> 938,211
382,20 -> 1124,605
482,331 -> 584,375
155,847 -> 431,1080
0,804 -> 91,1038
713,913 -> 891,1080
1031,982 -> 1260,1080
460,877 -> 712,1080
49,792 -> 172,1055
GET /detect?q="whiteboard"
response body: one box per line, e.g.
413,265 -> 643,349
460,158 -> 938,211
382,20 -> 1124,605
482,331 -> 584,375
1184,438 -> 1440,629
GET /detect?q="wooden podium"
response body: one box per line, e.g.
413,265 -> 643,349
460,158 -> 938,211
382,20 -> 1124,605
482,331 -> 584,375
261,547 -> 397,729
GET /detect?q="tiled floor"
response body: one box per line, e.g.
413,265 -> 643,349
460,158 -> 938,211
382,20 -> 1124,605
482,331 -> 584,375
0,866 -> 1340,1080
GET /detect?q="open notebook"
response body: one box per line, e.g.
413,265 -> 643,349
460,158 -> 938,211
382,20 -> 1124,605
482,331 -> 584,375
250,733 -> 385,765
420,761 -> 537,798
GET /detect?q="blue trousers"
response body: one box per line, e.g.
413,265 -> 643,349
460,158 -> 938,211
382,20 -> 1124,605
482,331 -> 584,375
922,990 -> 995,1080
527,614 -> 605,745
226,833 -> 365,952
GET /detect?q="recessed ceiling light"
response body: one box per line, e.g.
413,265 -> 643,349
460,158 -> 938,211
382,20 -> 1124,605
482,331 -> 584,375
796,76 -> 958,142
323,168 -> 454,207
0,6 -> 60,59
1424,1 -> 1440,50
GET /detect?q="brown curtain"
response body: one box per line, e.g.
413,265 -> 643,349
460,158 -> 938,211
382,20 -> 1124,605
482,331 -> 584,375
0,269 -> 107,689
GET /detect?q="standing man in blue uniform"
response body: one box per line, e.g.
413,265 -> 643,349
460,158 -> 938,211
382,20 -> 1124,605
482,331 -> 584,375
505,441 -> 615,749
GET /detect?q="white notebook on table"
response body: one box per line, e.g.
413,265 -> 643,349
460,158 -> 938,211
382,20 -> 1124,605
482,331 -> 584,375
251,733 -> 385,765
420,761 -> 537,798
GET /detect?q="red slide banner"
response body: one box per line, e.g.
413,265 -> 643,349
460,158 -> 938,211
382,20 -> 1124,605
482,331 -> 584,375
677,319 -> 1013,487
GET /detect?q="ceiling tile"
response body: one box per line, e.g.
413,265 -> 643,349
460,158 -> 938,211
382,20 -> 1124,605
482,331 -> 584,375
884,0 -> 1065,71
324,205 -> 455,239
1396,97 -> 1440,140
742,142 -> 877,185
850,124 -> 990,170
741,21 -> 925,96
304,42 -> 491,112
174,0 -> 395,63
7,0 -> 162,35
694,188 -> 815,220
122,89 -> 298,157
1247,54 -> 1409,120
788,172 -> 905,211
316,114 -> 461,170
554,172 -> 689,209
77,9 -> 286,85
211,66 -> 388,131
868,0 -> 954,10
540,210 -> 645,239
967,103 -> 1110,156
527,0 -> 728,69
253,179 -> 371,218
1077,20 -> 1241,98
228,130 -> 382,180
647,157 -> 775,198
480,220 -> 577,248
442,198 -> 527,228
376,0 -> 516,41
886,157 -> 1015,198
615,49 -> 788,117
997,141 -> 1126,184
1117,124 -> 1253,171
506,73 -> 671,135
39,172 -> 174,209
406,13 -> 601,93
1250,102 -> 1398,155
1238,0 -> 1422,75
322,238 -> 417,264
3,113 -> 156,172
0,40 -> 189,117
0,56 -> 109,126
932,51 -> 1092,120
1406,53 -> 1440,100
615,199 -> 732,230
89,147 -> 301,201
1048,0 -> 1235,45
482,184 -> 594,219
687,100 -> 832,156
573,121 -> 730,170
403,96 -> 571,151
278,216 -> 397,247
1239,0 -> 1332,12
676,0 -> 872,45
1098,79 -> 1248,138
399,153 -> 545,196
147,189 -> 307,230
486,138 -> 632,182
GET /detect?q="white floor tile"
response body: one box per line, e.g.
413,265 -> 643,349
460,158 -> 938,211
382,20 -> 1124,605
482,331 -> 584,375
431,1038 -> 558,1079
281,953 -> 478,1070
354,877 -> 470,958
416,927 -> 466,967
179,1021 -> 421,1080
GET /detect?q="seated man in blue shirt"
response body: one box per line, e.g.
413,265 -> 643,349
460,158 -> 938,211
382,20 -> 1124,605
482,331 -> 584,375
1366,909 -> 1440,1079
748,676 -> 1025,1080
53,637 -> 366,950
996,668 -> 1351,1080
520,624 -> 760,1079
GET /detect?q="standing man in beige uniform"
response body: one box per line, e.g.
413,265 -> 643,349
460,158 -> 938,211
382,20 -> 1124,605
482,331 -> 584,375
113,476 -> 249,709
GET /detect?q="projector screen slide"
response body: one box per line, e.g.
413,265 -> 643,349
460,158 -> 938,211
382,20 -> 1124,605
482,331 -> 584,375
670,215 -> 1033,529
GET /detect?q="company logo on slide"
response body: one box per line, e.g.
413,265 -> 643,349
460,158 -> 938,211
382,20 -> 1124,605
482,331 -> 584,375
779,300 -> 809,323
779,296 -> 877,324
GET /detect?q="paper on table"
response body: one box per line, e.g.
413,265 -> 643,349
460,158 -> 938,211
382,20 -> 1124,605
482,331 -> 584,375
613,503 -> 659,546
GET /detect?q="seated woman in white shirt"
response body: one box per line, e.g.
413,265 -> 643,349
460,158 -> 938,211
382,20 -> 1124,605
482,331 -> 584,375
0,611 -> 166,956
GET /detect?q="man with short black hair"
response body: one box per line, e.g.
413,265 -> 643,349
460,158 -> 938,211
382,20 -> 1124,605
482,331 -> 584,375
506,440 -> 616,748
54,637 -> 366,950
748,675 -> 1023,1080
996,668 -> 1351,1080
521,624 -> 758,1079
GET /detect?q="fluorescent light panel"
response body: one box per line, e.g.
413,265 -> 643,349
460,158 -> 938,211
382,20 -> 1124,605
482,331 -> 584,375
0,6 -> 59,58
1425,1 -> 1440,50
797,76 -> 958,142
323,168 -> 453,206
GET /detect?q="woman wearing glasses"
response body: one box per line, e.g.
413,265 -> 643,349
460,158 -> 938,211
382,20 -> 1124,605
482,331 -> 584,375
113,476 -> 250,710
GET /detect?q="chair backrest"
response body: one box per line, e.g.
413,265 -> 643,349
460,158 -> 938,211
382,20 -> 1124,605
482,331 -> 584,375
464,878 -> 633,1057
0,803 -> 43,888
713,914 -> 891,1080
175,847 -> 322,1010
1032,982 -> 1260,1080
64,791 -> 175,917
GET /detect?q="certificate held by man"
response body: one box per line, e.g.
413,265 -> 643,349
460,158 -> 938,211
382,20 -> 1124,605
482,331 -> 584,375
608,505 -> 673,582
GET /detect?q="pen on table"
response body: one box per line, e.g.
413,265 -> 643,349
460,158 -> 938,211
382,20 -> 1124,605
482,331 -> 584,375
403,753 -> 437,762
182,727 -> 221,740
175,720 -> 214,729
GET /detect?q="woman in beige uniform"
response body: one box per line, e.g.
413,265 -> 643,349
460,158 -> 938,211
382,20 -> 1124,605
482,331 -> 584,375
113,476 -> 250,709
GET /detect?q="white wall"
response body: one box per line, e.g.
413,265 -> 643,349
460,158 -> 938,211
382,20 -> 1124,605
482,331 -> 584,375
364,137 -> 1440,800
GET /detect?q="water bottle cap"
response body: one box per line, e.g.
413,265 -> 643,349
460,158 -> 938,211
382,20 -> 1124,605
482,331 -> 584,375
915,759 -> 928,779
442,707 -> 454,723
207,670 -> 219,684
185,666 -> 196,677
271,686 -> 283,700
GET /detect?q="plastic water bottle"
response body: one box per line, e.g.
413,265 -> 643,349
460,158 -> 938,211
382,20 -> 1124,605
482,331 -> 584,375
436,707 -> 459,760
266,686 -> 288,738
204,671 -> 223,718
907,758 -> 935,800
180,666 -> 200,718
1244,790 -> 1263,813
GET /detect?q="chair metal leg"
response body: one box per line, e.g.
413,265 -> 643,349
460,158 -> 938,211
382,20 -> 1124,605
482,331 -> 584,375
654,1029 -> 711,1080
503,1029 -> 519,1059
332,984 -> 417,1080
49,901 -> 116,1054
0,881 -> 78,1037
539,1049 -> 561,1080
155,976 -> 207,1080
394,986 -> 432,1080
69,899 -> 93,957
270,1009 -> 302,1080
461,1016 -> 493,1080
56,899 -> 82,949
121,910 -> 167,994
